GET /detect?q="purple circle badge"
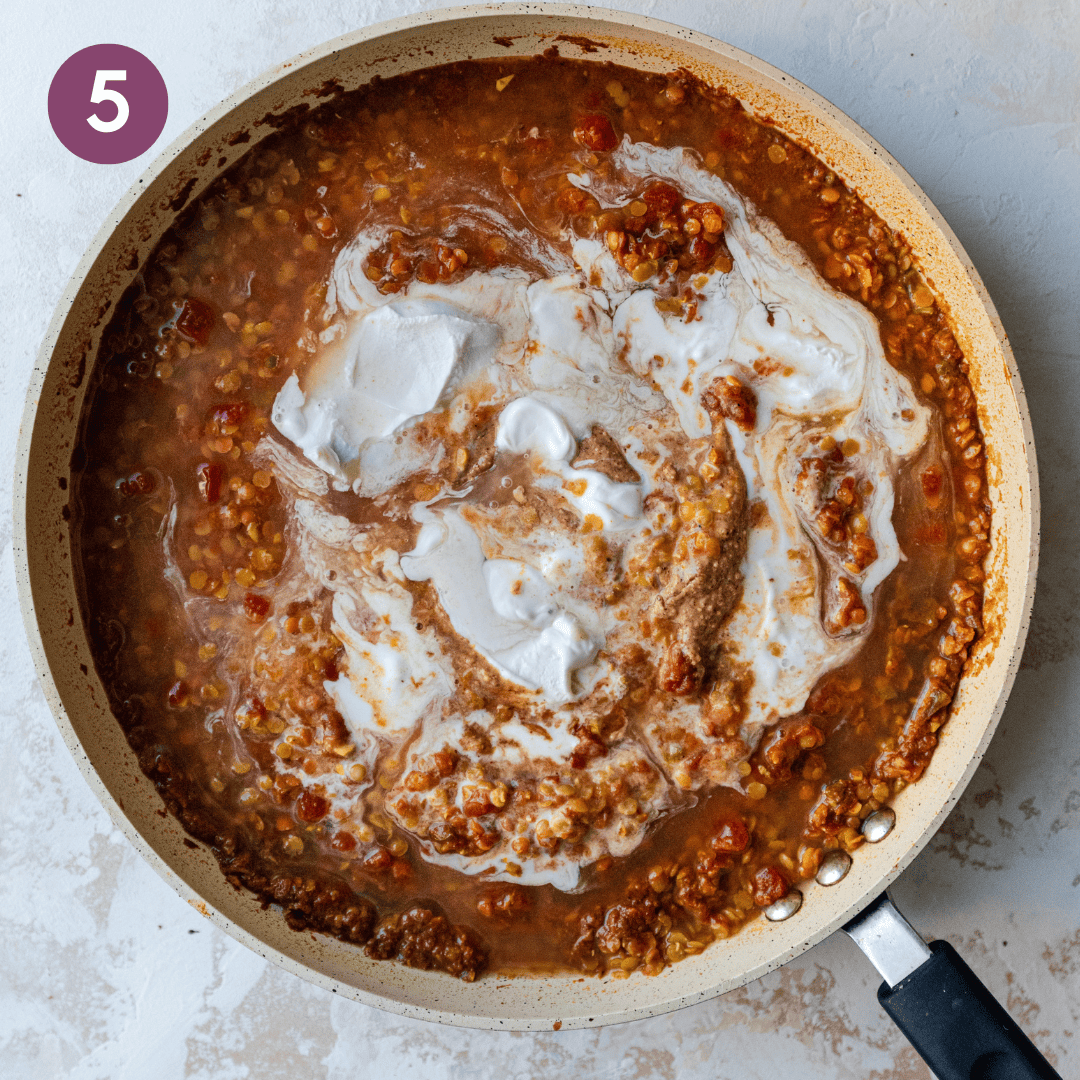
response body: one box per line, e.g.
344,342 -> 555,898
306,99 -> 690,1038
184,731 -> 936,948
48,44 -> 168,165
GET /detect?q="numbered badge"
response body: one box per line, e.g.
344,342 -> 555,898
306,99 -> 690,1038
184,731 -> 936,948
49,44 -> 168,165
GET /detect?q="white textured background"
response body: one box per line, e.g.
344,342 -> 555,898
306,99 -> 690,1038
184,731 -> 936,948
2,2 -> 1078,1077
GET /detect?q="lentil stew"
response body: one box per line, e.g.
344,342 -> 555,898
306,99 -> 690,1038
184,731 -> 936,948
71,56 -> 989,981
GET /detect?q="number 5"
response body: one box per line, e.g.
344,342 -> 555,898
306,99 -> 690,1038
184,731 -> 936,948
87,70 -> 129,133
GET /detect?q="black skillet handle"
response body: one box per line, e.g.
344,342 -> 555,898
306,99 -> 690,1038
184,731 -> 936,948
877,939 -> 1061,1080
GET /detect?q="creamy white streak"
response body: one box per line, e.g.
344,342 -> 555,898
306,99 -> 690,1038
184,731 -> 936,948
260,139 -> 931,888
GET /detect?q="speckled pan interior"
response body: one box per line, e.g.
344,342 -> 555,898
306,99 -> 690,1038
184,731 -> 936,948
13,3 -> 1038,1030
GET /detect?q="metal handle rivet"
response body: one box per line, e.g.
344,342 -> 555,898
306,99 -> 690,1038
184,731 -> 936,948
862,808 -> 896,843
764,889 -> 803,921
816,849 -> 852,885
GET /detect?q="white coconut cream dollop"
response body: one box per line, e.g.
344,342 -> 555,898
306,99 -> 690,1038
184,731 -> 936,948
400,504 -> 600,703
272,296 -> 503,488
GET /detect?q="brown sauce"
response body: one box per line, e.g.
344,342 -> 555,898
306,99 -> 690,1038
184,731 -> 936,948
72,56 -> 989,980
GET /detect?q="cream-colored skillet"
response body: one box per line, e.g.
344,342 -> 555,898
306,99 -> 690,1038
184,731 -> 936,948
14,6 -> 1052,1076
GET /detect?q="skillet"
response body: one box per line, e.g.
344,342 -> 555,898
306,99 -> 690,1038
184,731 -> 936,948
14,6 -> 1050,1076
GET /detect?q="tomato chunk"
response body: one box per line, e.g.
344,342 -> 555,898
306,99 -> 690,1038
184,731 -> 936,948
211,401 -> 249,431
642,181 -> 680,218
243,593 -> 271,622
751,866 -> 789,907
331,830 -> 357,852
119,471 -> 155,496
296,791 -> 329,822
363,847 -> 393,872
198,462 -> 223,503
175,297 -> 215,345
557,186 -> 596,214
711,819 -> 751,854
574,113 -> 618,152
660,646 -> 699,695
